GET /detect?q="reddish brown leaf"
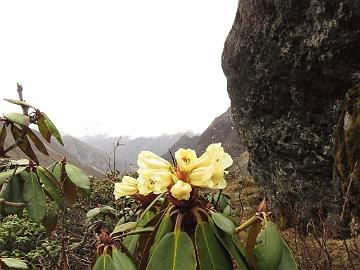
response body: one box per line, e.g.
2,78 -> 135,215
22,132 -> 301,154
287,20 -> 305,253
11,124 -> 39,164
63,178 -> 78,206
25,127 -> 49,156
245,219 -> 263,269
0,124 -> 7,155
37,114 -> 52,142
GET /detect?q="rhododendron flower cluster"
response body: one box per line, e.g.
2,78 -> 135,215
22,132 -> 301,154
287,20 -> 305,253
114,143 -> 233,201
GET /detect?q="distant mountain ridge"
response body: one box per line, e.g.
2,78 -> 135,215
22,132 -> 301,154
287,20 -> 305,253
163,108 -> 245,161
79,132 -> 195,171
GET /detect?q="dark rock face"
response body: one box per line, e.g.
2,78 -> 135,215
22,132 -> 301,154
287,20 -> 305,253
222,0 -> 360,227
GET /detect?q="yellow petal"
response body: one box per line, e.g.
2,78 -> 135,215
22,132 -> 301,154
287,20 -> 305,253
137,172 -> 155,195
137,151 -> 171,172
189,166 -> 214,188
175,148 -> 198,172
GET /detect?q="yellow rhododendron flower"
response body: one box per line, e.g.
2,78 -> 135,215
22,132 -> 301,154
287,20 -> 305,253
170,180 -> 192,201
137,151 -> 172,172
189,143 -> 233,189
114,176 -> 139,199
175,148 -> 198,172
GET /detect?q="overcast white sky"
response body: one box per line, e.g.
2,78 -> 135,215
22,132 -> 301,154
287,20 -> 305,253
0,0 -> 237,138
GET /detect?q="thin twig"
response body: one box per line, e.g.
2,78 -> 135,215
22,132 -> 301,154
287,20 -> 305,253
0,198 -> 25,207
340,162 -> 358,222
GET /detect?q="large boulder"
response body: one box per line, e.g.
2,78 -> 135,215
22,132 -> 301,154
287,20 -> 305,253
222,0 -> 360,230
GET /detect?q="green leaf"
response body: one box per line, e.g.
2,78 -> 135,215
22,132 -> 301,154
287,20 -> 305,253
25,127 -> 49,156
278,239 -> 298,270
1,257 -> 28,269
112,247 -> 137,270
37,115 -> 52,143
223,205 -> 231,216
124,234 -> 140,255
146,231 -> 197,270
138,211 -> 155,227
11,124 -> 39,163
149,213 -> 173,256
4,175 -> 24,215
209,219 -> 250,270
113,222 -> 138,234
211,212 -> 236,234
195,222 -> 232,270
135,193 -> 164,228
0,167 -> 27,185
37,166 -> 65,209
42,113 -> 63,145
4,112 -> 30,126
4,99 -> 34,108
23,171 -> 46,222
92,254 -> 115,270
254,222 -> 283,270
65,163 -> 90,190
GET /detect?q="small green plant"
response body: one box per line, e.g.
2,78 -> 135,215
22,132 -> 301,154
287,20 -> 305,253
92,144 -> 298,270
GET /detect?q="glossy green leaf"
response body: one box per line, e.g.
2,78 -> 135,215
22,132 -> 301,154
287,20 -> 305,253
278,239 -> 298,270
211,211 -> 236,234
195,222 -> 232,270
0,166 -> 27,185
254,222 -> 283,270
65,163 -> 90,190
37,115 -> 52,142
4,112 -> 30,126
50,162 -> 63,180
112,247 -> 137,270
135,193 -> 164,228
92,254 -> 115,270
138,211 -> 155,227
149,213 -> 173,256
209,219 -> 250,270
113,222 -> 137,234
124,234 -> 140,255
11,124 -> 38,163
42,113 -> 63,145
23,171 -> 46,222
25,127 -> 48,156
146,231 -> 197,270
37,166 -> 65,209
1,257 -> 28,269
4,98 -> 34,108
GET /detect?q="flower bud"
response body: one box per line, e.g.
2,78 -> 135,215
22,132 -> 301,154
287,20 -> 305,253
170,180 -> 192,201
114,176 -> 138,199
